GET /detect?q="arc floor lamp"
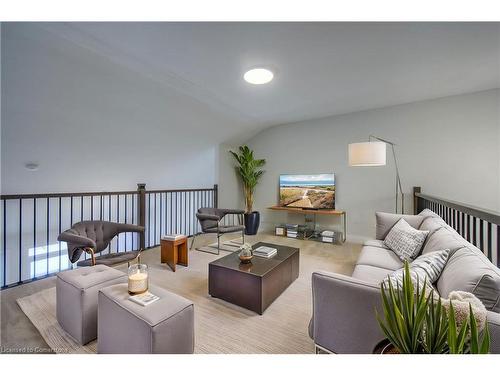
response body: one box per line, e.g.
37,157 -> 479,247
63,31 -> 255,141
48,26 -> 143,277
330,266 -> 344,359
348,135 -> 405,214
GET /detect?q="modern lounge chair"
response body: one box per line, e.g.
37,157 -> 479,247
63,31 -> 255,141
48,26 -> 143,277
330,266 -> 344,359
191,208 -> 245,255
58,221 -> 145,267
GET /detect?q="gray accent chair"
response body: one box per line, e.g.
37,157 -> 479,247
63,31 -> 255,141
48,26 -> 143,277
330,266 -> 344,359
191,208 -> 245,255
58,221 -> 145,267
309,209 -> 500,354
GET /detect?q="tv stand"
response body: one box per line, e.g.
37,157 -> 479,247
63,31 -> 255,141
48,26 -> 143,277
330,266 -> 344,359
267,206 -> 346,242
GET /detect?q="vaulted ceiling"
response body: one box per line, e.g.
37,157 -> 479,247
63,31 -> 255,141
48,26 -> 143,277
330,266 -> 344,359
30,22 -> 500,140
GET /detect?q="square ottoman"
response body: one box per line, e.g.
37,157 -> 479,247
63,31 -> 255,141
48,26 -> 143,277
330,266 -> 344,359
56,265 -> 127,345
98,283 -> 194,354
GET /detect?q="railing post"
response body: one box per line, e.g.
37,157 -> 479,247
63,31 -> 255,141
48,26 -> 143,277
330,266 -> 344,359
413,186 -> 421,215
214,184 -> 218,208
137,183 -> 146,250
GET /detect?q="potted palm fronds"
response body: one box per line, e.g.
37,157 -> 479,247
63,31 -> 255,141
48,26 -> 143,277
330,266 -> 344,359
376,261 -> 490,354
229,145 -> 266,235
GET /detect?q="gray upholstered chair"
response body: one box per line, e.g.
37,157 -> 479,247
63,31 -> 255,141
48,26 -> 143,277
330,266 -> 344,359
191,208 -> 245,254
58,221 -> 145,267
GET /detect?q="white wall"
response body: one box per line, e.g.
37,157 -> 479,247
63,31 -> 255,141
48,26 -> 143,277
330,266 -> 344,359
1,24 -> 241,194
219,89 -> 500,239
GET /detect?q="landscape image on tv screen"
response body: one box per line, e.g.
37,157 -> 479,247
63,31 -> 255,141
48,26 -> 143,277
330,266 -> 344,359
279,173 -> 335,209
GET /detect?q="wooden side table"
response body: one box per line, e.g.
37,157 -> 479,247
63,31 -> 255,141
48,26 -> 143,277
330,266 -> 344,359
161,237 -> 188,272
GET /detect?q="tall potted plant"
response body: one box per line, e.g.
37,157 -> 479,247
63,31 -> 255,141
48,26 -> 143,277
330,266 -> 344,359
229,145 -> 266,235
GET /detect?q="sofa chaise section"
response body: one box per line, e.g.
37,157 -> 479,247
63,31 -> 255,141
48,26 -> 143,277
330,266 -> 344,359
310,209 -> 500,354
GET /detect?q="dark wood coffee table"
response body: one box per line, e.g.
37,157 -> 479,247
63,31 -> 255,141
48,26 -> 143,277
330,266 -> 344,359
208,242 -> 299,314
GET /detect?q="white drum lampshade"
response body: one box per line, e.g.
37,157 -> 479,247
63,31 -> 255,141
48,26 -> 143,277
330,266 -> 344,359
348,141 -> 386,166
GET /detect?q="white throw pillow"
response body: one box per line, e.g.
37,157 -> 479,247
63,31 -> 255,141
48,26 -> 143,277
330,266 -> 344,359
383,249 -> 450,293
384,218 -> 429,261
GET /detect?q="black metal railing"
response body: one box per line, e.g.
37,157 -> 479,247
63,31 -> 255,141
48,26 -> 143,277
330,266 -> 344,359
414,186 -> 500,266
0,183 -> 218,289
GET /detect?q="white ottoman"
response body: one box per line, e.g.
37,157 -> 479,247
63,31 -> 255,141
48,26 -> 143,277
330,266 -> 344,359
56,265 -> 126,345
98,283 -> 194,354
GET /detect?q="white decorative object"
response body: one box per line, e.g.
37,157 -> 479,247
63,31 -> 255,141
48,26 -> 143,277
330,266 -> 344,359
128,264 -> 149,295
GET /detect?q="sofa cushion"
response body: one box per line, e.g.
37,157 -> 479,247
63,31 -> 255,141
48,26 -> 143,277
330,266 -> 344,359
376,212 -> 425,240
419,216 -> 446,235
363,239 -> 390,250
383,249 -> 450,293
356,245 -> 403,271
352,264 -> 392,284
421,226 -> 468,255
384,219 -> 429,261
437,246 -> 500,313
418,208 -> 441,218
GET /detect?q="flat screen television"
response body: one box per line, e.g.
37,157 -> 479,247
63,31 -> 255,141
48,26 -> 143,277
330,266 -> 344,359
279,173 -> 335,209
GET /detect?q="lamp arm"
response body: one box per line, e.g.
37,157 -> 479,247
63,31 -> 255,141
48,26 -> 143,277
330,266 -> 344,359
369,135 -> 397,146
368,135 -> 404,213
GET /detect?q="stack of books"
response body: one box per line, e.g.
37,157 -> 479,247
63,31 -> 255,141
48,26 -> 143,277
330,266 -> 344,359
320,230 -> 336,243
129,292 -> 160,307
253,245 -> 278,258
161,234 -> 186,241
286,224 -> 299,238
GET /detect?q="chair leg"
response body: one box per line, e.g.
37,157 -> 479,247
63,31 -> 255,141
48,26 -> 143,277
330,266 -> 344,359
194,233 -> 219,255
190,233 -> 197,250
84,247 -> 96,266
217,233 -> 221,255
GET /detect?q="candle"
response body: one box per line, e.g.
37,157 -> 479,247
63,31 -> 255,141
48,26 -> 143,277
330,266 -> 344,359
128,269 -> 149,295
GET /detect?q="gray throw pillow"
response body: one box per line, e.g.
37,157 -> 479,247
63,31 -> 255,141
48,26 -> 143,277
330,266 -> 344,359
383,249 -> 451,293
384,218 -> 429,261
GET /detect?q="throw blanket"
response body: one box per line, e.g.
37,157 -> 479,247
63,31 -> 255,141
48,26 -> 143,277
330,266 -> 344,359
441,291 -> 487,331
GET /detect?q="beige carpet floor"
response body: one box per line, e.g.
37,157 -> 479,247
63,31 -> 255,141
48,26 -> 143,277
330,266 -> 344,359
16,233 -> 361,354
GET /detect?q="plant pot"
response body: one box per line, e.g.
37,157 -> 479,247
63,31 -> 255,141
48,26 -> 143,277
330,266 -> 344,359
244,211 -> 260,235
373,339 -> 400,354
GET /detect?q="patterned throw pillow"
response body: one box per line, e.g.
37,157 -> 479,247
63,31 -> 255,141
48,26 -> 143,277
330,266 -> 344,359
383,249 -> 451,293
384,218 -> 429,261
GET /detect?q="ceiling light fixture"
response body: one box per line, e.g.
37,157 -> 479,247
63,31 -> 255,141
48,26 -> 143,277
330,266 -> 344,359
244,68 -> 274,85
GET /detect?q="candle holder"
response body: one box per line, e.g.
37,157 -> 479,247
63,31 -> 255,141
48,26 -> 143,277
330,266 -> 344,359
128,263 -> 149,295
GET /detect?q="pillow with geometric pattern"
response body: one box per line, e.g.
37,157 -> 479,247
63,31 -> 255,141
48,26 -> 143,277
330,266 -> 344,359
384,218 -> 429,262
382,249 -> 450,293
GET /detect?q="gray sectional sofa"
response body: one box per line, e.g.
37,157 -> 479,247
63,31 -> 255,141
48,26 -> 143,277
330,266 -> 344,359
309,209 -> 500,353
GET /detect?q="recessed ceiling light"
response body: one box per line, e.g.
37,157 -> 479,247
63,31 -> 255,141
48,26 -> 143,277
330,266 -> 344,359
244,68 -> 274,85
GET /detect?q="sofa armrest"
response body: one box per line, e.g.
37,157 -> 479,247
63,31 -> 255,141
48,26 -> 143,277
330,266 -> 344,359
487,311 -> 500,354
311,271 -> 385,353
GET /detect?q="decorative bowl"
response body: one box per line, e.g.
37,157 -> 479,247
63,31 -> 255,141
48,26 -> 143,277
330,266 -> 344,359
238,243 -> 253,264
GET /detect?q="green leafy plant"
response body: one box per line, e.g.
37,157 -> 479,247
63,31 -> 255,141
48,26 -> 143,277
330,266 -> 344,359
377,261 -> 428,353
422,291 -> 449,354
447,303 -> 490,354
229,145 -> 266,213
377,261 -> 491,354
